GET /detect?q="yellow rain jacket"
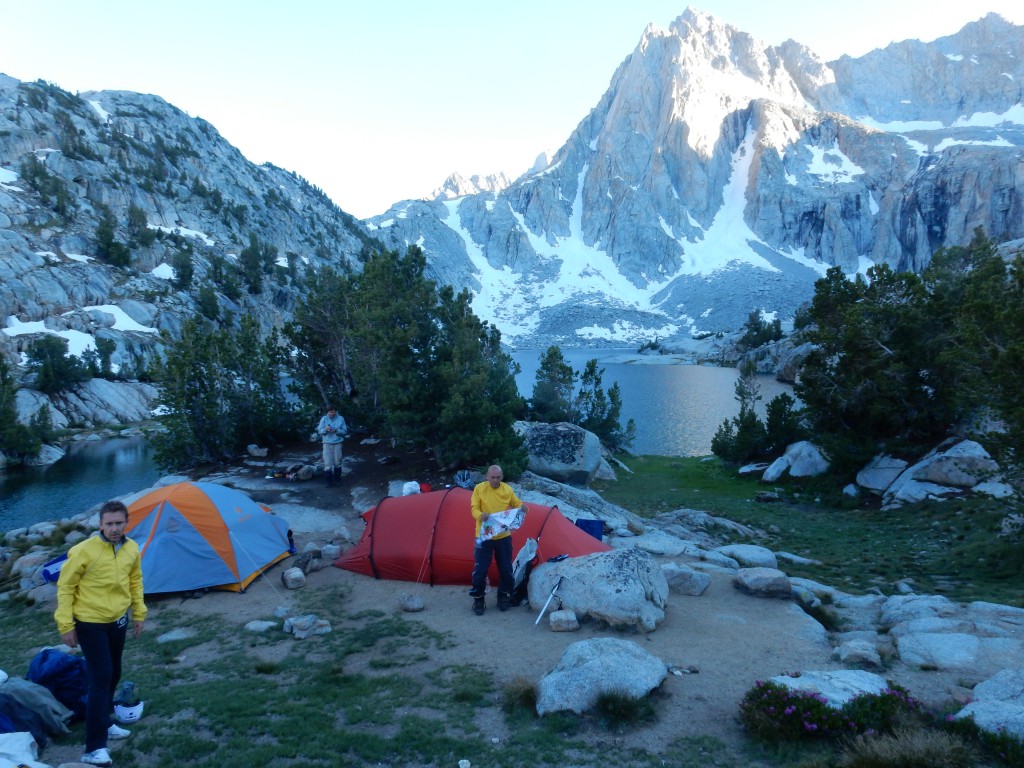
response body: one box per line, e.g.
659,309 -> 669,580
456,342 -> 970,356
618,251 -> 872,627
54,533 -> 147,634
470,481 -> 523,540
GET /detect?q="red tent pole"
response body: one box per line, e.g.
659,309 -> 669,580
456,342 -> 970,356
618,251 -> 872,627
419,487 -> 460,586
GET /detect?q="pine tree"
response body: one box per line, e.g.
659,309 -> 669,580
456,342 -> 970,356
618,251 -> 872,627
427,286 -> 526,471
26,336 -> 88,394
530,346 -> 575,423
711,361 -> 767,463
287,247 -> 527,472
0,356 -> 40,461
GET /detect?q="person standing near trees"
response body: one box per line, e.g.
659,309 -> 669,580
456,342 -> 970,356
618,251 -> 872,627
317,404 -> 348,486
55,500 -> 146,768
469,465 -> 526,615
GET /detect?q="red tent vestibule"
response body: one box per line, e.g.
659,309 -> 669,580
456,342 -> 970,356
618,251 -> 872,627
334,487 -> 610,585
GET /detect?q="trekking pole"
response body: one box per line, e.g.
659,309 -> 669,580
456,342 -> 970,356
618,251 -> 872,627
534,576 -> 564,626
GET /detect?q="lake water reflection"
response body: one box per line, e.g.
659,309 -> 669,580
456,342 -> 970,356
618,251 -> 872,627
0,436 -> 160,532
510,348 -> 793,457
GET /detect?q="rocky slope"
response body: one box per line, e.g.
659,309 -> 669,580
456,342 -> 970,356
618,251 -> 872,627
0,75 -> 373,382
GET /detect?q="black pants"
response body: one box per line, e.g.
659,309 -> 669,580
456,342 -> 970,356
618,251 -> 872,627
77,617 -> 127,751
470,536 -> 514,598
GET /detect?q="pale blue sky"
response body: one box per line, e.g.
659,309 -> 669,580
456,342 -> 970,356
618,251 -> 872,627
2,1 -> 1021,218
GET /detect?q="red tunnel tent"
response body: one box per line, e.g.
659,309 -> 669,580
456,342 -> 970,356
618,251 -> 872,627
335,487 -> 610,585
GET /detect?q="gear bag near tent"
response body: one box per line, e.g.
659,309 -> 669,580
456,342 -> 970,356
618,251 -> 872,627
124,481 -> 294,595
335,487 -> 610,585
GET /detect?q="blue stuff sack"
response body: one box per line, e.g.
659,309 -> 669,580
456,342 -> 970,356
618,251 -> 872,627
26,647 -> 88,721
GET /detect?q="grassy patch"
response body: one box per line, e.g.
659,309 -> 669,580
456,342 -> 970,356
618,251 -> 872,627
837,726 -> 978,767
593,690 -> 657,729
595,456 -> 1024,607
1,595 -> 716,768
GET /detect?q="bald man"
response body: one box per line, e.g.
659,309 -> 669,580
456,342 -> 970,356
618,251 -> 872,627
469,465 -> 526,615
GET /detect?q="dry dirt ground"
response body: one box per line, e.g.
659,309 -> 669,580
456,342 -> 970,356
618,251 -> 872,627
38,437 -> 972,766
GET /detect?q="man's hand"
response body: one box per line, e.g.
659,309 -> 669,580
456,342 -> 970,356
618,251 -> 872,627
132,620 -> 145,639
61,629 -> 78,648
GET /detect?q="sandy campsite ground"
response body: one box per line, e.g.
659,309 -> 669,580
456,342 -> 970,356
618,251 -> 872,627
32,438 -> 975,765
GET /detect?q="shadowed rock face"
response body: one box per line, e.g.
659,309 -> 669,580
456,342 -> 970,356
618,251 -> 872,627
518,421 -> 603,485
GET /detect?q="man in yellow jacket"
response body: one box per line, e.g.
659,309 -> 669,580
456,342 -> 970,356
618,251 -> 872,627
469,465 -> 526,615
55,500 -> 147,768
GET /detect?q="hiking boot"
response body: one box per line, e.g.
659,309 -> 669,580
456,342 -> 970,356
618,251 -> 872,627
472,596 -> 486,616
497,592 -> 511,612
81,748 -> 113,766
333,467 -> 343,485
108,723 -> 131,739
325,469 -> 334,487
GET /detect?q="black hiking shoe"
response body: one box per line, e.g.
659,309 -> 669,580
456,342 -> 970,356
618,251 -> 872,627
472,597 -> 486,616
497,592 -> 510,612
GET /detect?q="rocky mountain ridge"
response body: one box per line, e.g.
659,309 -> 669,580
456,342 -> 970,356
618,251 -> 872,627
0,75 -> 374,385
371,9 -> 1024,347
1,8 -> 1023,406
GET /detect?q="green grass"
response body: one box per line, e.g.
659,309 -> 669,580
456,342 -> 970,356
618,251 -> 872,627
0,594 -> 718,768
594,455 -> 1024,607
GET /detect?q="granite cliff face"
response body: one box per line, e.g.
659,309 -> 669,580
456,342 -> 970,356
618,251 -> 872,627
371,10 -> 1024,347
0,75 -> 373,383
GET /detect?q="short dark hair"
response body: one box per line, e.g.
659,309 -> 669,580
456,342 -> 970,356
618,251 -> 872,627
326,404 -> 336,411
99,500 -> 129,521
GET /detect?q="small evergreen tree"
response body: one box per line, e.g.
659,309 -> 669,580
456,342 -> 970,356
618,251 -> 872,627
530,346 -> 575,423
94,206 -> 131,267
0,356 -> 40,462
29,404 -> 55,444
95,337 -> 116,379
26,336 -> 89,394
575,360 -> 636,452
151,317 -> 301,470
711,362 -> 768,463
171,250 -> 194,290
529,347 -> 634,452
424,286 -> 527,471
197,284 -> 220,321
737,310 -> 783,351
764,392 -> 806,456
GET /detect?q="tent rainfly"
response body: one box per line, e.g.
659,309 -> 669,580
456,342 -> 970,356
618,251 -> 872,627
125,481 -> 293,594
335,487 -> 610,585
